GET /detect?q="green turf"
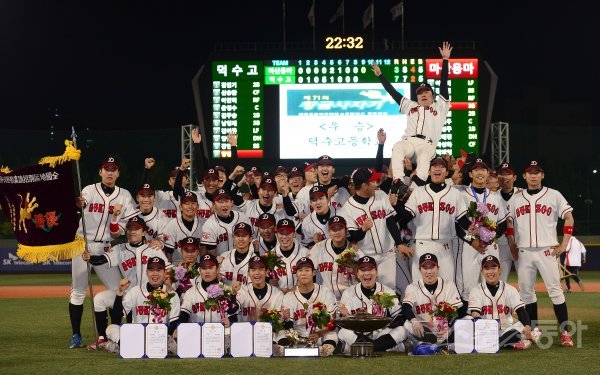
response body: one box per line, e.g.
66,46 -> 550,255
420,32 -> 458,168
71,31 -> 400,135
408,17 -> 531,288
1,293 -> 599,374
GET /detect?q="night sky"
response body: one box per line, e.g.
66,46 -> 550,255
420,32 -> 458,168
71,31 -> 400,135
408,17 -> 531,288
1,0 -> 596,131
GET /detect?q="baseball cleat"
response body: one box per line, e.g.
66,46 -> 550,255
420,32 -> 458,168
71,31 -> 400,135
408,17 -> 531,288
560,331 -> 574,347
69,333 -> 83,349
86,337 -> 106,351
512,340 -> 531,350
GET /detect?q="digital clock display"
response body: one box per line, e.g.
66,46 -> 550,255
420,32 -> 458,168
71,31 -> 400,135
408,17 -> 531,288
325,36 -> 364,49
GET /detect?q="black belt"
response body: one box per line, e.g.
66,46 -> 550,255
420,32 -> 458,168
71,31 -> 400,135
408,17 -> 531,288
411,134 -> 433,143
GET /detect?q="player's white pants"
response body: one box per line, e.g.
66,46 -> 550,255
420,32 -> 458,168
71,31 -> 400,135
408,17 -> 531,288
515,247 -> 565,305
94,290 -> 116,312
411,239 -> 455,283
371,251 -> 396,291
275,329 -> 338,346
452,238 -> 464,298
498,242 -> 515,282
70,242 -> 122,305
461,242 -> 499,301
391,137 -> 436,181
395,251 -> 412,297
338,326 -> 407,347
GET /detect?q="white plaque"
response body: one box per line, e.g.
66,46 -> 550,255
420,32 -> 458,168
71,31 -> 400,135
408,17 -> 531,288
145,323 -> 168,358
119,323 -> 145,359
475,319 -> 499,353
202,323 -> 225,358
230,322 -> 253,357
253,322 -> 273,358
453,319 -> 475,354
177,323 -> 202,358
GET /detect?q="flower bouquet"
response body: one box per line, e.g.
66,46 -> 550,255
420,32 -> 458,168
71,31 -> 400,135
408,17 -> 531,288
428,301 -> 458,342
283,329 -> 312,348
144,287 -> 176,323
303,301 -> 333,333
262,251 -> 285,280
204,282 -> 234,319
335,248 -> 360,281
258,308 -> 284,333
169,262 -> 199,294
369,291 -> 398,317
467,201 -> 498,247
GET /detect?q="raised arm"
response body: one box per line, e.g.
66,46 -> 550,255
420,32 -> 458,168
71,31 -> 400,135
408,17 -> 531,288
438,41 -> 452,100
372,62 -> 404,104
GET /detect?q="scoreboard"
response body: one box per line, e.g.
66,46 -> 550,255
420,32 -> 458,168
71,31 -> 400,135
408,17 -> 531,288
209,55 -> 479,160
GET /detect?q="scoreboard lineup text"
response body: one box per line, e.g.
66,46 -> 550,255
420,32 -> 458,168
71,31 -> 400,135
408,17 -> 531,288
211,57 -> 479,159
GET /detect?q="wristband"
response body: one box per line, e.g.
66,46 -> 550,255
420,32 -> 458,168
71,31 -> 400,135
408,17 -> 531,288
563,226 -> 574,235
109,222 -> 120,233
505,227 -> 514,236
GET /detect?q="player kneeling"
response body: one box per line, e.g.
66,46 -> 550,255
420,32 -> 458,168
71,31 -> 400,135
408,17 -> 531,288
104,257 -> 181,353
402,253 -> 462,345
467,255 -> 533,350
338,256 -> 407,354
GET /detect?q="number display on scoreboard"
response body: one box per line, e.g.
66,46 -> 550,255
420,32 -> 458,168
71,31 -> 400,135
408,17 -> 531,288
211,57 -> 479,159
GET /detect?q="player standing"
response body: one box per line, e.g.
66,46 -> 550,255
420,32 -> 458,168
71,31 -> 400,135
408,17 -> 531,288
507,161 -> 575,346
563,235 -> 587,293
371,42 -> 452,188
496,163 -> 521,281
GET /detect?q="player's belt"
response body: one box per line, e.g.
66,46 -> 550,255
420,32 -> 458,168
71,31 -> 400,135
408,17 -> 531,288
411,134 -> 433,144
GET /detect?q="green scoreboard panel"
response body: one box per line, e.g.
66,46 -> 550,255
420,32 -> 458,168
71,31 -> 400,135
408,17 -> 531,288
210,56 -> 479,159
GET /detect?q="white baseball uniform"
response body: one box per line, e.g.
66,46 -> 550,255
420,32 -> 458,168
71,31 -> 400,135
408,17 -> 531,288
272,241 -> 310,291
497,187 -> 522,281
340,190 -> 397,289
195,192 -> 213,227
468,280 -> 525,330
309,240 -> 365,299
180,283 -> 227,323
239,199 -> 287,238
154,189 -> 180,220
236,284 -> 285,322
509,187 -> 572,305
296,183 -> 350,218
404,184 -> 461,283
162,213 -> 203,264
300,208 -> 338,247
93,243 -> 137,313
457,187 -> 508,300
219,249 -> 255,286
71,183 -> 137,305
565,236 -> 586,267
122,207 -> 170,242
200,211 -> 251,255
254,236 -> 278,256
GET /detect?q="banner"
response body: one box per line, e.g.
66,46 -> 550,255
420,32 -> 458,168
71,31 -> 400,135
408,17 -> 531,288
0,140 -> 84,263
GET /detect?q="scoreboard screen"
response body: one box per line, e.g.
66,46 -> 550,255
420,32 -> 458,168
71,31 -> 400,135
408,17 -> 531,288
209,56 -> 479,160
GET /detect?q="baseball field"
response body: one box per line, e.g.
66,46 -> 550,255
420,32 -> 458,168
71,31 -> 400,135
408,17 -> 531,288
1,272 -> 599,374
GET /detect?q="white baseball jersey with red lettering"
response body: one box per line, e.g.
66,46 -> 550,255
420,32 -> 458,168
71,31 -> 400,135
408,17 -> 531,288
195,192 -> 213,227
300,208 -> 338,247
404,184 -> 461,240
123,284 -> 180,324
272,241 -> 309,290
200,211 -> 251,255
398,96 -> 450,146
254,236 -> 278,256
281,284 -> 337,337
508,187 -> 572,248
122,207 -> 170,242
402,277 -> 462,322
236,284 -> 285,322
340,282 -> 401,316
496,187 -> 522,246
104,243 -> 138,286
180,284 -> 223,323
219,249 -> 255,286
309,240 -> 364,299
78,183 -> 136,245
162,214 -> 203,263
468,280 -> 524,329
339,190 -> 396,255
239,199 -> 287,238
154,190 -> 180,220
135,244 -> 172,287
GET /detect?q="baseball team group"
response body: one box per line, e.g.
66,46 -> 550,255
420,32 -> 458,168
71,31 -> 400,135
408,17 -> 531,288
66,42 -> 583,356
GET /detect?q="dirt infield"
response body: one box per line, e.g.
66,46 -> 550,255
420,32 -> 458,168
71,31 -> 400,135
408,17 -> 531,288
0,282 -> 598,299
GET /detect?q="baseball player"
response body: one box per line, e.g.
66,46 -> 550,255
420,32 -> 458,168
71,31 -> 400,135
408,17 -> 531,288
69,156 -> 137,349
340,167 -> 404,290
168,236 -> 201,296
468,255 -> 533,350
219,222 -> 256,286
162,191 -> 204,264
402,253 -> 462,344
309,216 -> 365,299
236,255 -> 285,322
304,162 -> 317,186
143,157 -> 188,220
563,235 -> 587,292
200,188 -> 251,256
104,257 -> 181,352
338,256 -> 407,353
396,157 -> 463,284
238,177 -> 287,238
252,213 -> 279,254
371,42 -> 452,188
506,161 -> 575,347
496,163 -> 522,281
300,185 -> 338,247
272,219 -> 310,292
456,158 -> 508,305
277,257 -> 338,356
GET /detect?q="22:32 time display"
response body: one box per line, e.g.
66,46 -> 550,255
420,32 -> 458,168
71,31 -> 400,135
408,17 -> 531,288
325,36 -> 364,49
